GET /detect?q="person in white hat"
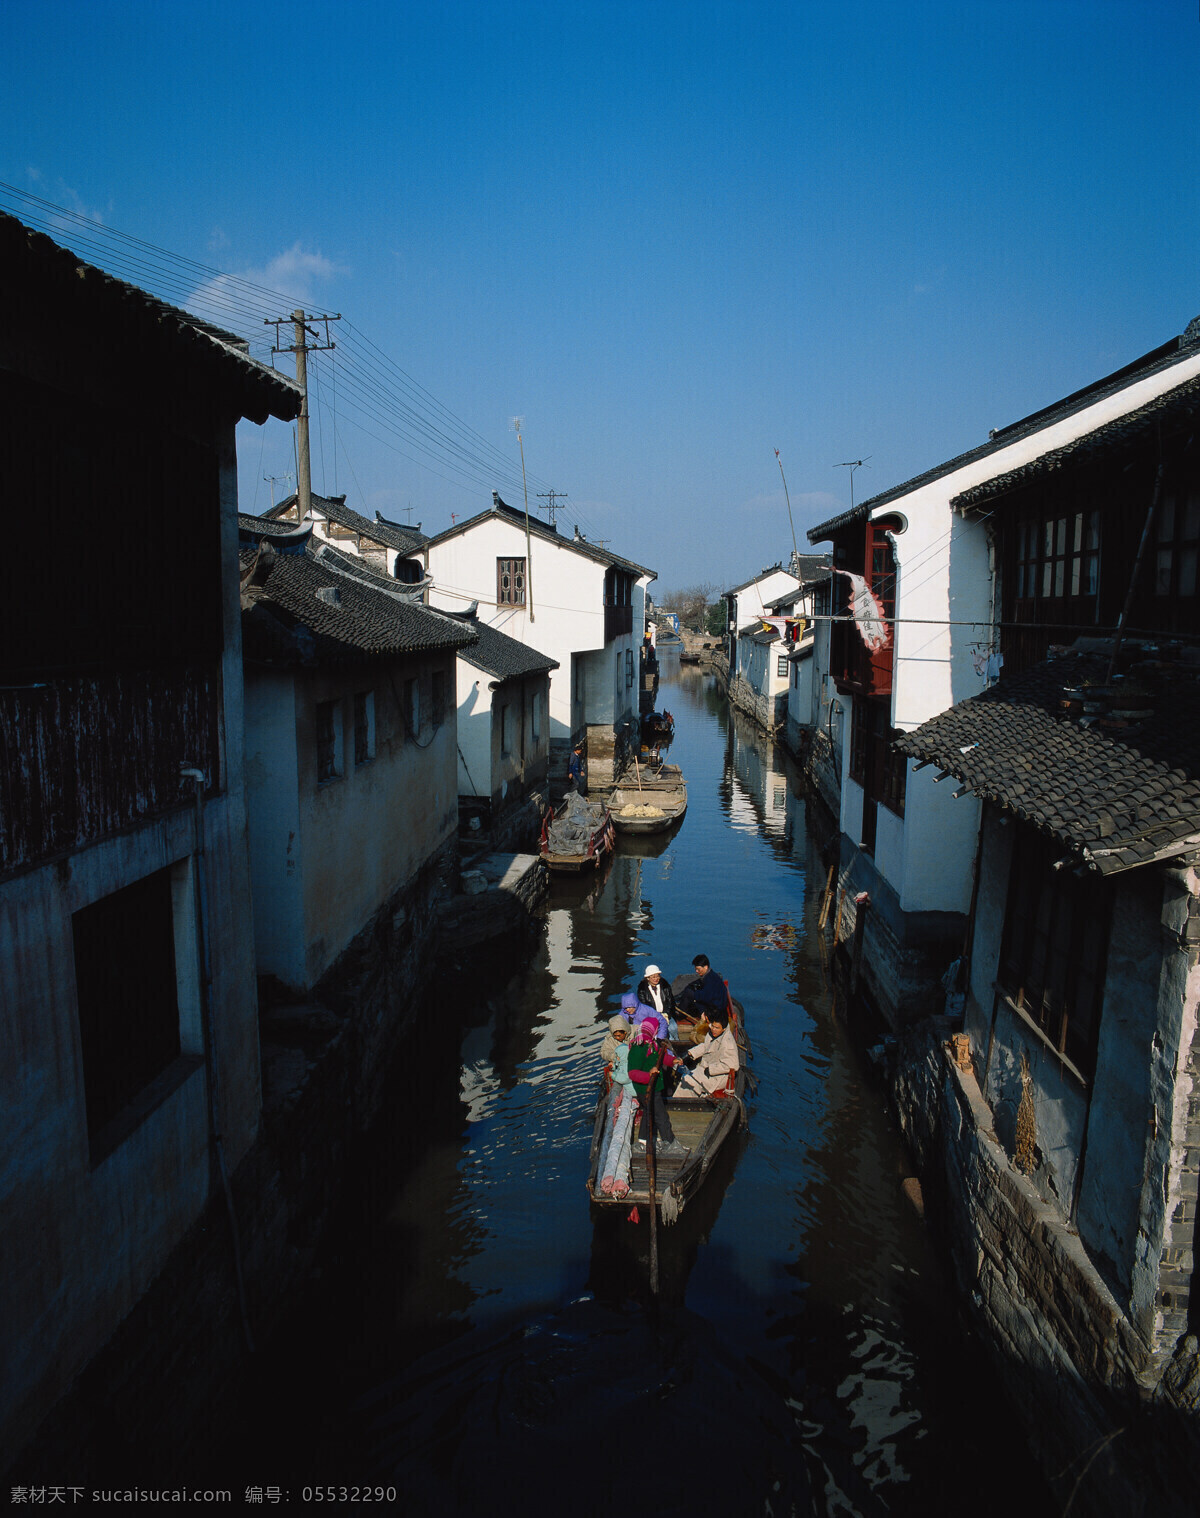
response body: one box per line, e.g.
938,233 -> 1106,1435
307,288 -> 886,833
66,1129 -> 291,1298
636,963 -> 677,1039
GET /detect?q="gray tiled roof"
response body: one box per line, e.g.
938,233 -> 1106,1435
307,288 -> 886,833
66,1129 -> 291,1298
2,211 -> 301,425
808,319 -> 1200,544
266,493 -> 429,553
451,616 -> 559,680
238,513 -> 312,546
951,371 -> 1200,511
895,653 -> 1200,875
241,541 -> 475,664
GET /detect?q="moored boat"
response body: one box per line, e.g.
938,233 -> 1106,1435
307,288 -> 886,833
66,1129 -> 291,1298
604,781 -> 687,835
616,759 -> 685,793
539,793 -> 615,872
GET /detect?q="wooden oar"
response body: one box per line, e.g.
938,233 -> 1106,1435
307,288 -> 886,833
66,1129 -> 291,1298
646,1061 -> 659,1294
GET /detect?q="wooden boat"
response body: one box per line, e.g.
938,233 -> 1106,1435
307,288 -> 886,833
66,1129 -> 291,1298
641,709 -> 675,740
539,795 -> 615,872
604,781 -> 687,835
617,760 -> 685,794
586,1000 -> 750,1223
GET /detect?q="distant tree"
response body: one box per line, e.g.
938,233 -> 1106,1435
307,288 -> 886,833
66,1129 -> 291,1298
704,600 -> 726,637
659,581 -> 720,632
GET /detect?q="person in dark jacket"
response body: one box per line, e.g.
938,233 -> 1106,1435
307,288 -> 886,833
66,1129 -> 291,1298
676,953 -> 727,1022
636,963 -> 677,1038
567,743 -> 585,793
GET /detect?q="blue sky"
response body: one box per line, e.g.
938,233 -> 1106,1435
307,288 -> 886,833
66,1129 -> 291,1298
3,0 -> 1198,590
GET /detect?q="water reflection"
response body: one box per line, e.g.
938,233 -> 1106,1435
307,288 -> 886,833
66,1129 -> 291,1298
240,658 -> 1052,1517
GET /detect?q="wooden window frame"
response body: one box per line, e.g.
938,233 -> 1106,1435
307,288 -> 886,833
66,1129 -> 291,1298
998,828 -> 1110,1083
1153,488 -> 1200,600
1015,509 -> 1100,603
497,557 -> 527,607
316,699 -> 340,782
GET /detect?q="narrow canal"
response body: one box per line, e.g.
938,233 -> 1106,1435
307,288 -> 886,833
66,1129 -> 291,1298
244,653 -> 1054,1516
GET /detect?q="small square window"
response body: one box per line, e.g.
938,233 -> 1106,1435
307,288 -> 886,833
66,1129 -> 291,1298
777,654 -> 789,678
72,865 -> 199,1157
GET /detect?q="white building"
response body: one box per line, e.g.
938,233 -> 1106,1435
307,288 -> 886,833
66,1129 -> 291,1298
449,609 -> 557,848
425,493 -> 655,788
808,319 -> 1200,1026
239,523 -> 476,993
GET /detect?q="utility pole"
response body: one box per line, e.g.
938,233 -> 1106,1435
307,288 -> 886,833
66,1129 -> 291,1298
266,310 -> 340,522
536,489 -> 567,527
512,418 -> 534,622
774,449 -> 798,559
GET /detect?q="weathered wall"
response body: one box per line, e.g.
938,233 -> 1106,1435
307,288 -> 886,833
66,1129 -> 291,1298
455,659 -> 493,800
243,669 -> 304,984
244,650 -> 458,993
6,834 -> 458,1483
0,793 -> 259,1468
892,1025 -> 1200,1518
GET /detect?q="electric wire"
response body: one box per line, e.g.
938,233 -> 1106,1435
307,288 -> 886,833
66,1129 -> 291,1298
0,182 -> 595,523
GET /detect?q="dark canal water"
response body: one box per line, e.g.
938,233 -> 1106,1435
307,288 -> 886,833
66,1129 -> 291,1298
245,653 -> 1053,1516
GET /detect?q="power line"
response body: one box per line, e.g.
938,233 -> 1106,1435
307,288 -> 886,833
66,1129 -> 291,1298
0,181 -> 577,516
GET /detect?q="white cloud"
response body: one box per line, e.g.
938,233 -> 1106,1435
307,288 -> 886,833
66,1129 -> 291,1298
187,241 -> 343,336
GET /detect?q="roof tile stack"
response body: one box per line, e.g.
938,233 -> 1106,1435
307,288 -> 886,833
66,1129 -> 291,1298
895,653 -> 1200,874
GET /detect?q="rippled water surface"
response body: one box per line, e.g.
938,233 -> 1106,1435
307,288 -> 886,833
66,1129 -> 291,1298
249,656 -> 1053,1516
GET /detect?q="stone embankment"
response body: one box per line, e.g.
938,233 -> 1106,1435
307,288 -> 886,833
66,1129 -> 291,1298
890,1020 -> 1200,1518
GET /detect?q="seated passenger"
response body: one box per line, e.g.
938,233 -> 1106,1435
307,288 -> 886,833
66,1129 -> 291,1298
637,963 -> 678,1039
675,954 -> 728,1023
676,1010 -> 740,1097
617,991 -> 640,1029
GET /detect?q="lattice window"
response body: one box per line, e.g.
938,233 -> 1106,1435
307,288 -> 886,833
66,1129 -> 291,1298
1015,510 -> 1100,601
1154,489 -> 1200,599
497,557 -> 526,606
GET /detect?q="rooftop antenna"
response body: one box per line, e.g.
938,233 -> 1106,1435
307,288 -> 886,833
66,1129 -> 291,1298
774,449 -> 798,558
264,472 -> 294,512
835,457 -> 872,512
